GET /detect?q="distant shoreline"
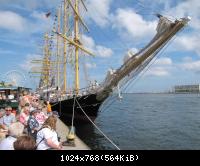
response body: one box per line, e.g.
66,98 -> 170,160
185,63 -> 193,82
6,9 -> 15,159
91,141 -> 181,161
122,92 -> 200,94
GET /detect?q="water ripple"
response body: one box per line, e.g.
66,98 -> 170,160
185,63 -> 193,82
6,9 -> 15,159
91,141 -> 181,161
76,94 -> 200,150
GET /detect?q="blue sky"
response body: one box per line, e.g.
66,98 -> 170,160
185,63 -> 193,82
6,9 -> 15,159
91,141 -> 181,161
0,0 -> 199,92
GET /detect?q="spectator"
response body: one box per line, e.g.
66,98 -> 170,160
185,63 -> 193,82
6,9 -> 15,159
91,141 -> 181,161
14,135 -> 36,150
0,108 -> 5,126
19,102 -> 30,114
44,101 -> 52,115
27,109 -> 39,140
0,109 -> 6,141
19,91 -> 29,107
19,105 -> 30,127
0,106 -> 16,130
35,108 -> 48,127
0,122 -> 24,150
36,115 -> 62,150
31,98 -> 39,108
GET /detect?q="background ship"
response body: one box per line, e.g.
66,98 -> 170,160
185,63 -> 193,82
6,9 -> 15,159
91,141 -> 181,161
30,0 -> 190,124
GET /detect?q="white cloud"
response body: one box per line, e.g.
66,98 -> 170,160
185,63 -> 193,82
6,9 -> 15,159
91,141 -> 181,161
0,10 -> 53,34
112,8 -> 157,40
86,0 -> 113,27
156,57 -> 172,65
164,0 -> 200,30
81,34 -> 95,52
180,60 -> 200,73
146,67 -> 170,77
86,63 -> 96,69
156,0 -> 200,57
81,34 -> 113,58
0,0 -> 59,10
20,54 -> 42,71
31,11 -> 48,21
96,45 -> 113,58
28,11 -> 53,34
144,56 -> 200,78
174,34 -> 200,56
0,10 -> 26,32
144,57 -> 173,77
182,56 -> 193,62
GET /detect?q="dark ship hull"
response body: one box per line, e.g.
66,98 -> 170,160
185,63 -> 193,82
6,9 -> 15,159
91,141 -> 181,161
51,93 -> 105,125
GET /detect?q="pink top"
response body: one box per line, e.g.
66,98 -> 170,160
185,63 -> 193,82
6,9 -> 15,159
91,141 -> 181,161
35,112 -> 47,125
19,113 -> 29,126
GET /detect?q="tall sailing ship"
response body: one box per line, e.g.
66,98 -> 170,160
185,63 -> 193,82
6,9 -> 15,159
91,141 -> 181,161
31,0 -> 190,124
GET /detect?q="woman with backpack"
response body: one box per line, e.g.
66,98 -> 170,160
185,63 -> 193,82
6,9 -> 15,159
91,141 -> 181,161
36,115 -> 62,150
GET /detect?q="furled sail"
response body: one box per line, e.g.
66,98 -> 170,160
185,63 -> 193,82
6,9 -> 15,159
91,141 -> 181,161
96,15 -> 191,101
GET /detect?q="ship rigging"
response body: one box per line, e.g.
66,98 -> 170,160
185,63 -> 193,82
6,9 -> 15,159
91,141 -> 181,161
30,0 -> 190,124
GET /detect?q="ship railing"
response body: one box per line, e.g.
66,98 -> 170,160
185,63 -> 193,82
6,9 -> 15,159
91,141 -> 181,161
48,84 -> 101,103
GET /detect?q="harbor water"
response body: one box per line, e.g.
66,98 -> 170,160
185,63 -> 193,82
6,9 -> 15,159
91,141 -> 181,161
75,94 -> 200,150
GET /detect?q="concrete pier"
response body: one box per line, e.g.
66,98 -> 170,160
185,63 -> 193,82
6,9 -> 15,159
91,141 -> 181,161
56,118 -> 90,150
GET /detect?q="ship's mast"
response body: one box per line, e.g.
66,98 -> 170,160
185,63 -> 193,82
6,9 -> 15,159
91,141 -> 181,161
30,33 -> 51,88
54,0 -> 95,95
63,0 -> 67,92
74,0 -> 79,94
44,33 -> 50,87
56,7 -> 61,89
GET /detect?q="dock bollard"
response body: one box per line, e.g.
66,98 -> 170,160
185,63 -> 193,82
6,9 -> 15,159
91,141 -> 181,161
62,126 -> 76,147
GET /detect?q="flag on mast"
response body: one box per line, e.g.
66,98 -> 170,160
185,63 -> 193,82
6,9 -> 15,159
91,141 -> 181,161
45,12 -> 51,18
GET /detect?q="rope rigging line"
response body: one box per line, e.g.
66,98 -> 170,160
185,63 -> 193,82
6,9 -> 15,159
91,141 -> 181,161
99,47 -> 168,111
135,0 -> 178,22
59,98 -> 62,116
75,98 -> 120,150
99,26 -> 188,113
121,27 -> 185,93
99,94 -> 119,113
121,48 -> 166,93
99,95 -> 114,112
134,0 -> 161,14
71,95 -> 76,128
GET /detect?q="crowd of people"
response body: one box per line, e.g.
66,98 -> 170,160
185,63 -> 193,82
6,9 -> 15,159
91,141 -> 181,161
0,91 -> 62,150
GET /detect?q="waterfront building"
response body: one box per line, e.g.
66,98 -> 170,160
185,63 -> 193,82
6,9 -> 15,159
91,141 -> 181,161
174,84 -> 200,93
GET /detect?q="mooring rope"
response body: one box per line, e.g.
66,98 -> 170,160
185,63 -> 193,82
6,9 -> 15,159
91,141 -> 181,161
75,98 -> 120,150
71,95 -> 76,129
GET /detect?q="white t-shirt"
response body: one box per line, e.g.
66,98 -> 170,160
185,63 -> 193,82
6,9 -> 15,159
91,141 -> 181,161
36,127 -> 59,150
2,114 -> 16,127
0,136 -> 16,150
